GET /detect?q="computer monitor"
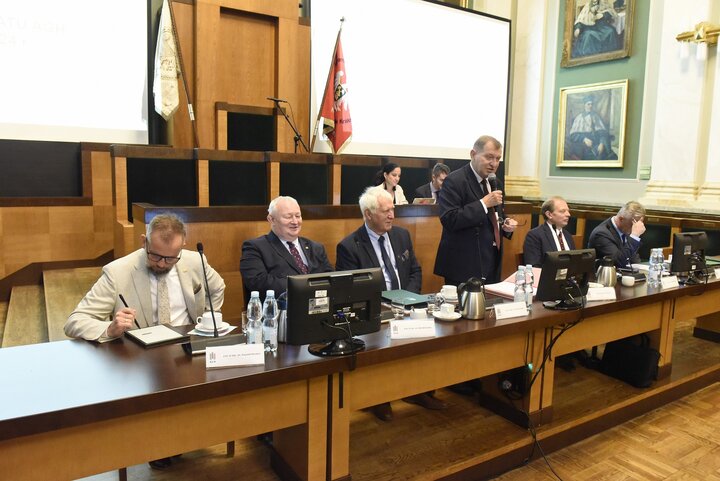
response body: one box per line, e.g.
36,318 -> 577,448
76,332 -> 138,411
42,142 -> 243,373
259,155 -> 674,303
536,248 -> 596,310
286,268 -> 384,356
670,231 -> 708,284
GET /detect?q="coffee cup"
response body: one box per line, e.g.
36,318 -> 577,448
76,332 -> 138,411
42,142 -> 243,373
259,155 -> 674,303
409,308 -> 427,319
440,303 -> 455,316
196,311 -> 222,330
621,275 -> 635,287
440,285 -> 457,299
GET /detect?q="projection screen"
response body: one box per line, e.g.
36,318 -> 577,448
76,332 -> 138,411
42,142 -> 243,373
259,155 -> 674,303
310,0 -> 511,159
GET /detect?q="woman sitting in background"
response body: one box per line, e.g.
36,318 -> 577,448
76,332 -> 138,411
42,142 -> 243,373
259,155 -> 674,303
371,162 -> 408,205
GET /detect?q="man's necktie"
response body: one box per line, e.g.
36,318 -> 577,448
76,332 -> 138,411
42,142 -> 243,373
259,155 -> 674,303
556,229 -> 566,250
378,235 -> 400,290
288,241 -> 309,274
621,234 -> 627,245
157,274 -> 170,325
484,179 -> 501,251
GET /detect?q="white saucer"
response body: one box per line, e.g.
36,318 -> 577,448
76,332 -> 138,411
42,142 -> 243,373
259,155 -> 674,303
195,321 -> 230,333
433,311 -> 462,321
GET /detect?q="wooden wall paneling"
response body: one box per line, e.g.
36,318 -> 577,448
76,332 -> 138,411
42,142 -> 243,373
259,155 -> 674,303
215,107 -> 228,150
276,17 -> 311,153
0,210 -> 4,278
331,163 -> 342,205
197,158 -> 210,207
1,207 -> 51,277
268,161 -> 280,200
195,1 -> 222,148
111,154 -> 134,257
394,216 -> 444,295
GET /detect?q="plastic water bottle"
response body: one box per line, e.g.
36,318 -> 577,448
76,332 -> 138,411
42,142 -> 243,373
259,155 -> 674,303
524,264 -> 534,311
514,265 -> 526,304
648,248 -> 663,288
246,291 -> 263,344
262,290 -> 279,353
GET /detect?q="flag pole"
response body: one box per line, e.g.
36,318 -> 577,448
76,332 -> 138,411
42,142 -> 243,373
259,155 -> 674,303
166,0 -> 199,148
310,17 -> 345,152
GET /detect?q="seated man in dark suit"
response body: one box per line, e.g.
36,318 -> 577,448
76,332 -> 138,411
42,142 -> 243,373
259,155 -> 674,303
523,196 -> 576,267
588,201 -> 646,268
414,163 -> 450,202
241,196 -> 333,297
336,187 -> 446,420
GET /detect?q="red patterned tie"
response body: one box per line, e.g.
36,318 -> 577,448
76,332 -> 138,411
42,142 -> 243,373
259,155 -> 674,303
288,241 -> 308,274
485,179 -> 501,251
557,229 -> 566,250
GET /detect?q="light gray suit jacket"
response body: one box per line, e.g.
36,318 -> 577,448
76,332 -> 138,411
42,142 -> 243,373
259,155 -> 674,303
64,248 -> 225,342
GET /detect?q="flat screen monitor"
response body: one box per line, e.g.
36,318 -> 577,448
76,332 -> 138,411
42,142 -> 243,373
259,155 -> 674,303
286,268 -> 384,356
536,249 -> 596,310
670,232 -> 708,284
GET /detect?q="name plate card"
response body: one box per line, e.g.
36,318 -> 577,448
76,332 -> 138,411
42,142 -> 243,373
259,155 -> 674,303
390,319 -> 436,339
586,287 -> 617,301
494,301 -> 528,320
715,268 -> 720,279
206,343 -> 265,370
661,276 -> 680,289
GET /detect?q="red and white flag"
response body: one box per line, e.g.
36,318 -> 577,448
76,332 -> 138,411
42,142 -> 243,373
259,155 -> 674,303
319,32 -> 352,154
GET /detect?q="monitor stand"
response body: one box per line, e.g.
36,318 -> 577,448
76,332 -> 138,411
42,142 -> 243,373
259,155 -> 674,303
542,299 -> 583,310
308,337 -> 365,357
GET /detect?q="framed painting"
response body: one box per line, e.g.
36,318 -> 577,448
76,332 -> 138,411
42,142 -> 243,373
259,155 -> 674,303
557,79 -> 628,168
561,0 -> 634,67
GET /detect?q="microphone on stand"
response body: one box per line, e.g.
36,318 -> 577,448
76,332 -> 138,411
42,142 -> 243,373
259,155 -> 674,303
197,242 -> 218,338
266,96 -> 288,103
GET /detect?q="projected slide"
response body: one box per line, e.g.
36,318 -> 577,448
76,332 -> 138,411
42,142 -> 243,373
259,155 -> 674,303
311,0 -> 510,159
0,1 -> 148,144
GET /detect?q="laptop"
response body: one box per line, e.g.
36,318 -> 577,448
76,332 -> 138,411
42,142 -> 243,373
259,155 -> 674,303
381,289 -> 429,307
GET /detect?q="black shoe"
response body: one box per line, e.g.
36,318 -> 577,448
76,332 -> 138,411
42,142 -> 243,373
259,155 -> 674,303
556,354 -> 576,372
149,457 -> 172,469
370,402 -> 393,421
447,381 -> 478,396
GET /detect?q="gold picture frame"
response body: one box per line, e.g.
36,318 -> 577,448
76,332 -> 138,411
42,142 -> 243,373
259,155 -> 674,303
557,79 -> 628,168
561,0 -> 634,68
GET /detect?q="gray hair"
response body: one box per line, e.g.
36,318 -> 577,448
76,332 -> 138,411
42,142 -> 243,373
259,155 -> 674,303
146,213 -> 186,242
359,186 -> 393,216
268,196 -> 299,217
432,163 -> 451,177
472,135 -> 502,153
617,201 -> 645,219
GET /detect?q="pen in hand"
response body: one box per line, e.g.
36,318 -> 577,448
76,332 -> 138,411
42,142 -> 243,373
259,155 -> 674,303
119,294 -> 141,329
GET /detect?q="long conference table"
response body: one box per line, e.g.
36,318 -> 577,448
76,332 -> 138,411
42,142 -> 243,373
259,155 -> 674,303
1,278 -> 719,481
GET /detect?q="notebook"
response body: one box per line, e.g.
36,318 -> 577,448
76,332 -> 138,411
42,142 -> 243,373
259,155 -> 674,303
125,324 -> 187,347
381,289 -> 429,307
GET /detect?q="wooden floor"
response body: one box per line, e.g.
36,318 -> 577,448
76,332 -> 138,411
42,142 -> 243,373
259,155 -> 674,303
78,319 -> 720,481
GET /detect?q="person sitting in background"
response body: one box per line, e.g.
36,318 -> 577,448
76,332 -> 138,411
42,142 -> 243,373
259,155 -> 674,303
240,196 -> 333,296
588,201 -> 646,268
371,162 -> 408,205
414,163 -> 450,202
336,187 -> 445,421
523,196 -> 576,267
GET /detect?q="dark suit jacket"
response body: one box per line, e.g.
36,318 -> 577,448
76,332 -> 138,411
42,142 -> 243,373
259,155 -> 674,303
414,183 -> 432,201
433,164 -> 511,284
523,223 -> 577,267
240,231 -> 333,296
588,217 -> 641,267
335,225 -> 422,293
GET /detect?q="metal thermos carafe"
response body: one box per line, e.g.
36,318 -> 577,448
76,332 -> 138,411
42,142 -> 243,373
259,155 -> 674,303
457,277 -> 486,320
596,256 -> 617,287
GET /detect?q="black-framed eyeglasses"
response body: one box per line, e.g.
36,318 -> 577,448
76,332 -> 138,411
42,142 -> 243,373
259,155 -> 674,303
145,241 -> 182,264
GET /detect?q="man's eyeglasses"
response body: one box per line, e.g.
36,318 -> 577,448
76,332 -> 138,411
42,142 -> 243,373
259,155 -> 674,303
145,242 -> 182,264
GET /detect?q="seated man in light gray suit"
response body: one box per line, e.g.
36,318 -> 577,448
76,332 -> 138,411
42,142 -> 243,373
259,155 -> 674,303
65,213 -> 225,343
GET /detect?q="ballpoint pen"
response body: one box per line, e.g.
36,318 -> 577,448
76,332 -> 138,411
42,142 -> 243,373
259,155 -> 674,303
119,294 -> 141,329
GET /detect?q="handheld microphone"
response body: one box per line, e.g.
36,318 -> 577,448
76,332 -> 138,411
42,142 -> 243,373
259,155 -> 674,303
266,96 -> 287,103
487,173 -> 498,191
197,242 -> 219,337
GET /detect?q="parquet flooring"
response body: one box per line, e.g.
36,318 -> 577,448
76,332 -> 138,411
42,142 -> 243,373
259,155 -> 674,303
78,320 -> 720,481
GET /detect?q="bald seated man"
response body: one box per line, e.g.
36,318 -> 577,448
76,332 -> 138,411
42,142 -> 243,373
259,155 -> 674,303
240,196 -> 333,296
